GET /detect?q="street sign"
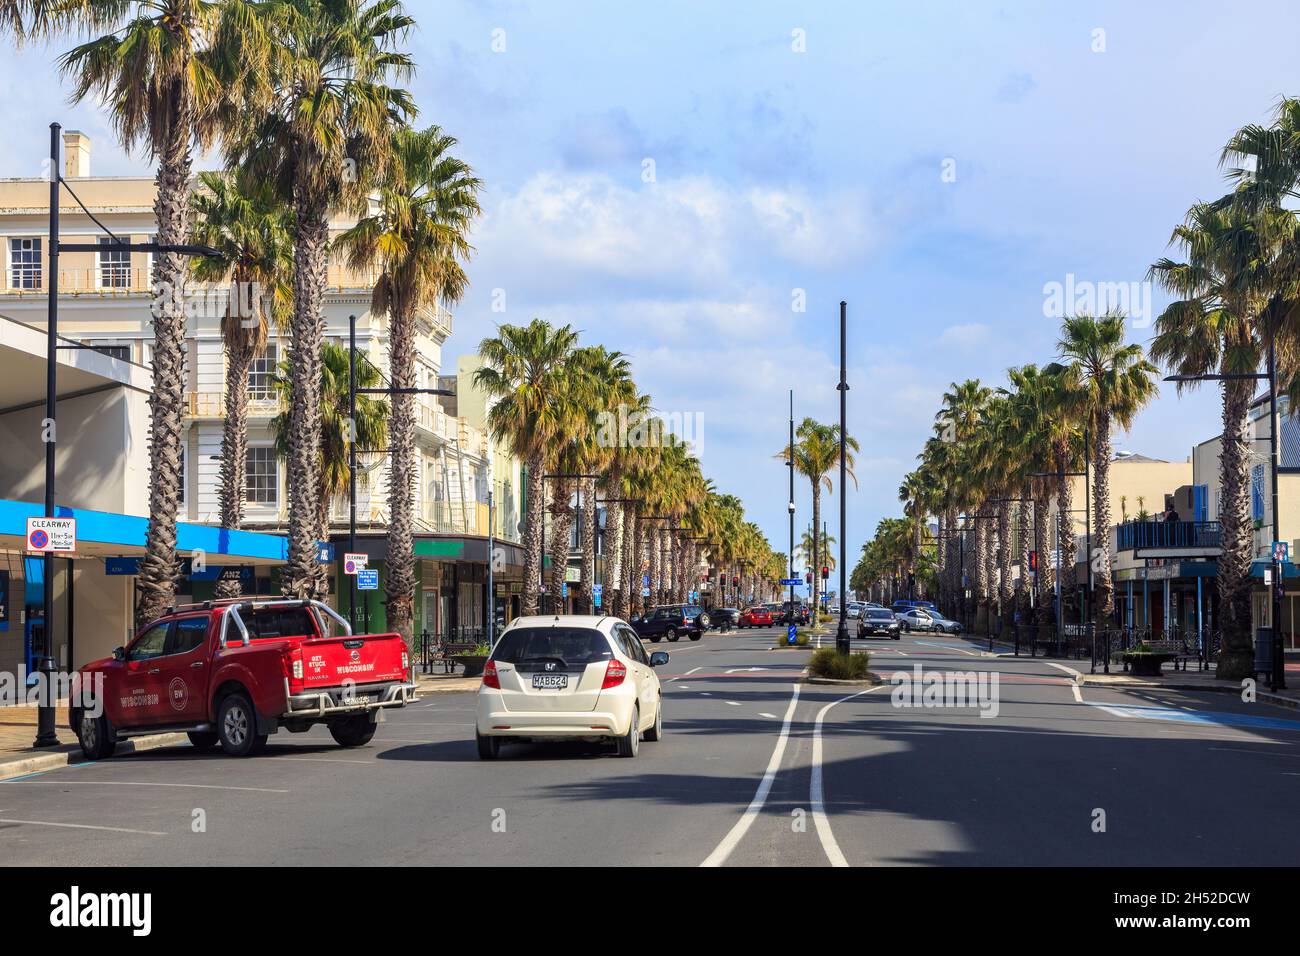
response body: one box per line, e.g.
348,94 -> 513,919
26,517 -> 75,553
316,543 -> 334,564
105,557 -> 141,576
780,578 -> 801,586
787,624 -> 798,645
343,553 -> 368,575
1274,541 -> 1289,563
592,584 -> 603,608
357,569 -> 378,590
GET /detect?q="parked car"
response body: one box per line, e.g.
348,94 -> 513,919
895,607 -> 955,633
631,604 -> 711,642
739,606 -> 774,628
71,598 -> 416,759
709,607 -> 741,630
857,607 -> 901,639
891,599 -> 939,615
846,602 -> 865,619
775,601 -> 811,626
475,615 -> 668,759
926,611 -> 963,635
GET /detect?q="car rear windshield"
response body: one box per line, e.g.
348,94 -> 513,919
243,607 -> 318,640
491,627 -> 614,667
867,609 -> 893,620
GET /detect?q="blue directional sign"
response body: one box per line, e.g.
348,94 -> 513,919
781,578 -> 801,587
317,542 -> 335,564
592,584 -> 603,608
357,569 -> 379,590
787,624 -> 798,645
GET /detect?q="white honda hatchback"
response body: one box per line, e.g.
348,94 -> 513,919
475,615 -> 669,759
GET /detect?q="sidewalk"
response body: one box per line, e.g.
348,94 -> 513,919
415,670 -> 479,693
0,703 -> 190,782
1076,665 -> 1300,709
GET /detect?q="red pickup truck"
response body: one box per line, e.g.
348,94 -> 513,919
70,598 -> 417,758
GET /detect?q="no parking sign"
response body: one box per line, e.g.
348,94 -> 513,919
27,517 -> 75,552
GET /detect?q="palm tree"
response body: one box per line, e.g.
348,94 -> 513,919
231,0 -> 416,599
13,0 -> 259,627
271,342 -> 388,539
475,320 -> 581,615
1057,312 -> 1159,630
189,170 -> 294,597
777,418 -> 859,616
898,471 -> 928,598
339,125 -> 481,643
1149,198 -> 1286,678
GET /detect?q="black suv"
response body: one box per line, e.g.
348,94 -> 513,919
632,604 -> 711,642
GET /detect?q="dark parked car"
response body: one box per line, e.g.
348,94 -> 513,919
709,607 -> 740,630
632,604 -> 711,642
857,607 -> 901,639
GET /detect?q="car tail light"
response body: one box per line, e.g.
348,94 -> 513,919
291,659 -> 304,680
482,659 -> 500,689
401,651 -> 409,671
602,659 -> 627,689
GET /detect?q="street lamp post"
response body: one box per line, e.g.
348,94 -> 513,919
787,389 -> 796,626
836,301 -> 851,655
36,122 -> 223,748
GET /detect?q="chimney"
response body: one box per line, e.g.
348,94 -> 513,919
63,130 -> 91,178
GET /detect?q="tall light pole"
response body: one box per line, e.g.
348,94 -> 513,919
836,301 -> 851,655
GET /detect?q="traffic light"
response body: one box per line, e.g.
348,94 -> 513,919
821,566 -> 829,580
732,575 -> 738,586
805,572 -> 812,585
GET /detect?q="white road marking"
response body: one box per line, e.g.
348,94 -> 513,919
759,712 -> 777,719
264,756 -> 372,765
1045,661 -> 1083,680
667,667 -> 702,683
726,667 -> 766,674
811,685 -> 886,867
11,780 -> 288,794
700,683 -> 801,867
1070,683 -> 1083,703
725,701 -> 741,706
0,817 -> 167,835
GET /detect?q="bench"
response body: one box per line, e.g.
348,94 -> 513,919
437,641 -> 478,674
1119,638 -> 1192,675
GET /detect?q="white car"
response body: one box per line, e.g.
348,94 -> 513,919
475,615 -> 669,759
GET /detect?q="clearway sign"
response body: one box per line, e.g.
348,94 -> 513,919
343,553 -> 368,575
27,517 -> 75,553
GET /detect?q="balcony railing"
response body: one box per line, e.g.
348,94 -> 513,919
0,266 -> 390,296
1115,520 -> 1222,552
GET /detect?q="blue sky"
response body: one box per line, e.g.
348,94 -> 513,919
5,0 -> 1299,577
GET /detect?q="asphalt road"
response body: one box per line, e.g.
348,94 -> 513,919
3,624 -> 1300,866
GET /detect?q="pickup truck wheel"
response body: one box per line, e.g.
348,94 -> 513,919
76,710 -> 116,760
616,706 -> 640,757
648,635 -> 661,643
329,715 -> 376,748
688,632 -> 702,641
665,628 -> 679,642
476,730 -> 501,760
217,693 -> 261,757
187,731 -> 219,751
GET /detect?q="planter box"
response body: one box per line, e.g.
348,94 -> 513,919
1123,652 -> 1177,677
453,654 -> 488,678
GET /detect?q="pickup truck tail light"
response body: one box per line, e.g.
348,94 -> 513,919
602,659 -> 627,689
401,651 -> 409,671
482,659 -> 500,689
291,659 -> 304,680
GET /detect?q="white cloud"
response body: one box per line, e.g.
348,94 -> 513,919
938,322 -> 990,347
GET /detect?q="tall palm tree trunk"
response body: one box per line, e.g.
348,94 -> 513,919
385,299 -> 417,645
1016,496 -> 1031,625
810,486 -> 821,612
135,97 -> 194,630
1055,442 -> 1079,622
607,498 -> 624,617
285,197 -> 331,599
521,453 -> 545,614
1091,411 -> 1115,628
1217,379 -> 1256,678
628,511 -> 644,615
997,497 -> 1013,630
1034,490 -> 1053,624
214,329 -> 257,600
549,479 -> 573,612
579,477 -> 597,614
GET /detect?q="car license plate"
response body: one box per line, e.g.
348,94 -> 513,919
347,694 -> 372,706
532,674 -> 568,689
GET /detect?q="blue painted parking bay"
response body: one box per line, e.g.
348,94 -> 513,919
1091,701 -> 1300,732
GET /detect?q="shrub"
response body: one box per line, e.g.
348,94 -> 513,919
775,632 -> 811,647
808,648 -> 870,680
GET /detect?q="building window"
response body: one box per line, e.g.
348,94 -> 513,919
86,342 -> 131,362
9,237 -> 41,289
97,237 -> 130,289
245,446 -> 278,505
248,344 -> 278,400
